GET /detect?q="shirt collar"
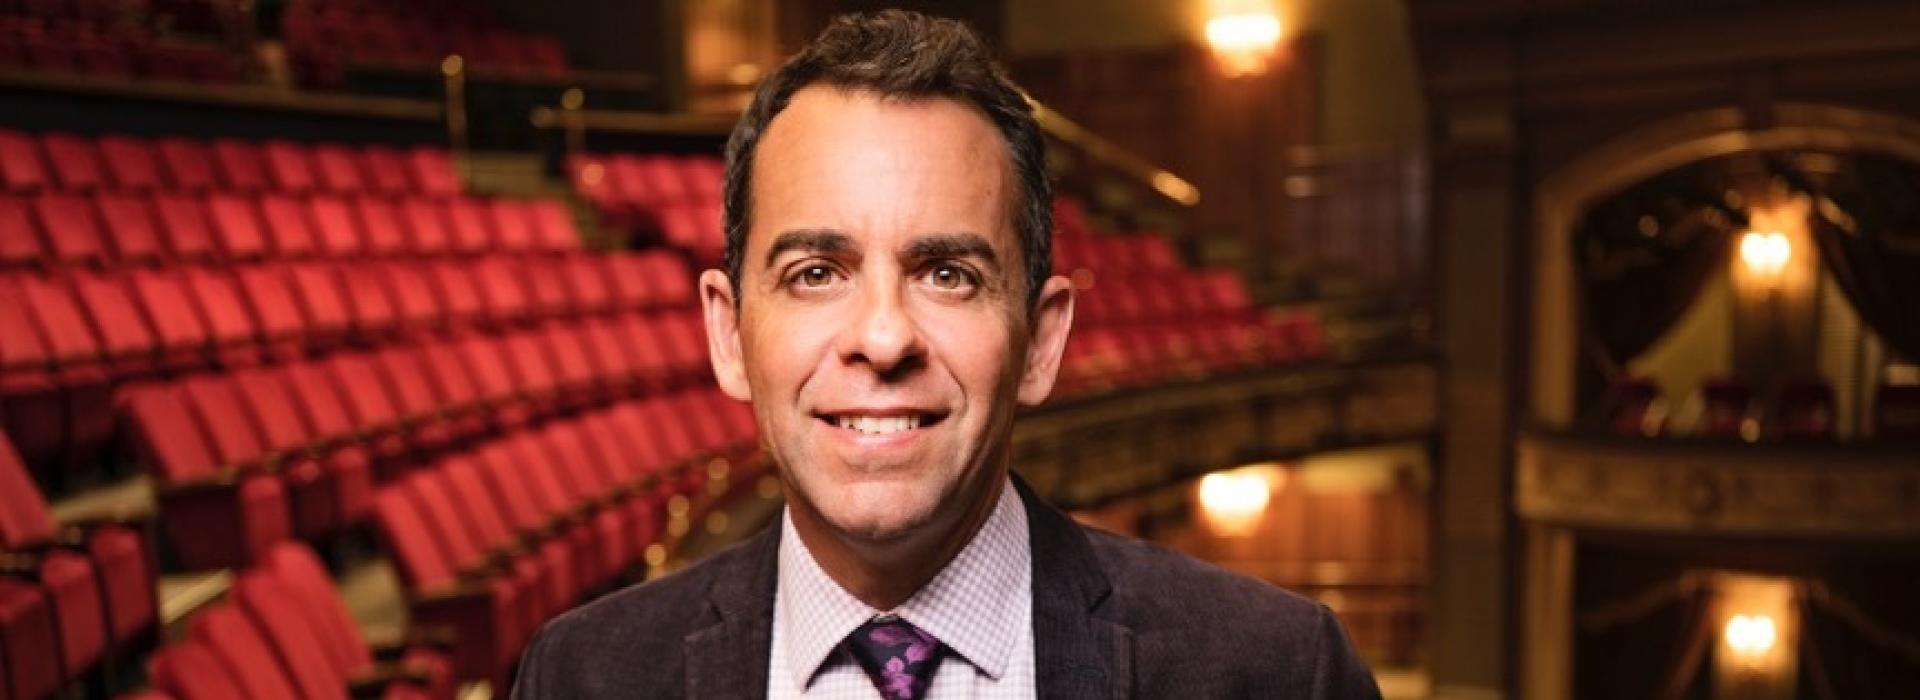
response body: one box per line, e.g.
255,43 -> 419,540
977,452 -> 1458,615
776,478 -> 1031,690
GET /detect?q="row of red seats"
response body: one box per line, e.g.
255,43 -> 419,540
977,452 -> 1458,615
1058,310 -> 1326,397
569,154 -> 723,215
120,308 -> 713,569
0,130 -> 459,197
1074,267 -> 1270,328
0,191 -> 581,268
141,542 -> 455,700
567,154 -> 722,256
0,0 -> 145,25
0,252 -> 694,470
1054,231 -> 1181,275
1605,377 -> 1920,441
372,389 -> 759,685
0,15 -> 239,83
0,430 -> 156,700
282,0 -> 567,88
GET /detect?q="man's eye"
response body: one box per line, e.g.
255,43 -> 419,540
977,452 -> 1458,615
798,265 -> 835,287
924,263 -> 976,291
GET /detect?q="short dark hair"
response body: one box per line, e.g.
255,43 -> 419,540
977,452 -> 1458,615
721,9 -> 1052,308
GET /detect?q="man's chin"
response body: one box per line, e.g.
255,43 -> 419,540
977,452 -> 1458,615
815,484 -> 943,545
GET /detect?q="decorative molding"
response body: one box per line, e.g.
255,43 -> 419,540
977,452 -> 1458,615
1516,432 -> 1920,538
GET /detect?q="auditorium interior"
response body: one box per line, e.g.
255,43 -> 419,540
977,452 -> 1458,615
0,0 -> 1916,698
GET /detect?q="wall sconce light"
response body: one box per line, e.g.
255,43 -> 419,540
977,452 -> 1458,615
1712,573 -> 1798,700
1204,8 -> 1283,77
1197,465 -> 1279,535
1724,614 -> 1778,659
1739,230 -> 1792,278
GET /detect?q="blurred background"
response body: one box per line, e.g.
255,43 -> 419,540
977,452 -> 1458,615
0,0 -> 1915,699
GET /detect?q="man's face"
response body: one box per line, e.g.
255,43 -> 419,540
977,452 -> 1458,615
700,86 -> 1073,547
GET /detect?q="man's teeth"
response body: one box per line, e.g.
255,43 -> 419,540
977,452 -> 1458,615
837,415 -> 921,435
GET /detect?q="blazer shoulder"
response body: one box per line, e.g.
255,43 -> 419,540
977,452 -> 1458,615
1082,526 -> 1380,698
1085,525 -> 1325,625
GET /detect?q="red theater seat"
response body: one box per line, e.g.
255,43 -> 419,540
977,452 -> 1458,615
152,194 -> 216,262
204,194 -> 268,260
353,195 -> 408,256
183,605 -> 302,699
442,197 -> 493,255
146,640 -> 250,700
179,267 -> 263,367
425,261 -> 484,329
360,147 -> 413,195
369,486 -> 526,686
398,198 -> 452,256
258,195 -> 318,258
126,268 -> 211,371
37,133 -> 106,192
261,543 -> 455,700
97,135 -> 162,191
310,144 -> 366,194
0,195 -> 41,266
210,139 -> 269,193
31,193 -> 106,264
407,148 -> 460,197
261,141 -> 316,194
308,195 -> 364,258
0,577 -> 61,700
92,193 -> 163,264
232,264 -> 306,358
1,436 -> 156,656
122,385 -> 292,570
1696,379 -> 1754,440
276,361 -> 376,527
154,138 -> 217,192
284,262 -> 352,348
528,199 -> 581,252
336,264 -> 400,340
486,199 -> 535,252
0,130 -> 49,193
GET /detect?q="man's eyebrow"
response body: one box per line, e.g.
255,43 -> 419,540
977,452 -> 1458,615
763,229 -> 854,268
903,232 -> 999,270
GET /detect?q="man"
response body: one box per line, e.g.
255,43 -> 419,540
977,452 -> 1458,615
514,10 -> 1380,699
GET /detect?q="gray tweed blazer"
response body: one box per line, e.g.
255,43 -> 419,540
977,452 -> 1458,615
511,477 -> 1382,699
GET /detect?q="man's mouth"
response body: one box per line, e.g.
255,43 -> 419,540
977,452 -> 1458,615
820,411 -> 948,436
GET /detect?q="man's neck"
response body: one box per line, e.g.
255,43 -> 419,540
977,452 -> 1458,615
788,474 -> 1009,611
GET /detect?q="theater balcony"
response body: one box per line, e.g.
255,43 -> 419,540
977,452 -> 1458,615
1414,0 -> 1920,697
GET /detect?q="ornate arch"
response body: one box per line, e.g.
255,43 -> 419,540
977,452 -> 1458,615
1528,103 -> 1920,427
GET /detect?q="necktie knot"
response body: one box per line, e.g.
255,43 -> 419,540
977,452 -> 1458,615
845,617 -> 944,700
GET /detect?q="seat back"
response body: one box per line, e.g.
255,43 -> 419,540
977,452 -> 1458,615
185,605 -> 304,700
0,434 -> 54,549
231,570 -> 350,700
147,640 -> 250,700
260,542 -> 373,676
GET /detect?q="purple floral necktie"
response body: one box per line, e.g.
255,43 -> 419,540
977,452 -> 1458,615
844,617 -> 945,700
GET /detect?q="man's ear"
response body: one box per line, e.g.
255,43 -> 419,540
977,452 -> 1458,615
1017,274 -> 1076,406
700,269 -> 752,402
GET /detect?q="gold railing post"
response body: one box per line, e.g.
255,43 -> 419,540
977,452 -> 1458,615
561,87 -> 587,164
441,54 -> 469,183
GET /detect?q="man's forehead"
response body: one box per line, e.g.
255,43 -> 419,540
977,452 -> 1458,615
745,84 -> 1018,259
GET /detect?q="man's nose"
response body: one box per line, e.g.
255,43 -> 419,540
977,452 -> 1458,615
837,277 -> 926,379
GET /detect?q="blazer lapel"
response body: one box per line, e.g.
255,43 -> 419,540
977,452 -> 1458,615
1019,476 -> 1134,700
684,523 -> 781,699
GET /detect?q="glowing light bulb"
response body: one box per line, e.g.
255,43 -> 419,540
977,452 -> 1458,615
1198,468 -> 1273,534
1739,231 -> 1791,277
1204,12 -> 1283,77
1724,614 -> 1777,658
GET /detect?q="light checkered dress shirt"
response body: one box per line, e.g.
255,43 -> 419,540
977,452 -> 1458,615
768,479 -> 1035,699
